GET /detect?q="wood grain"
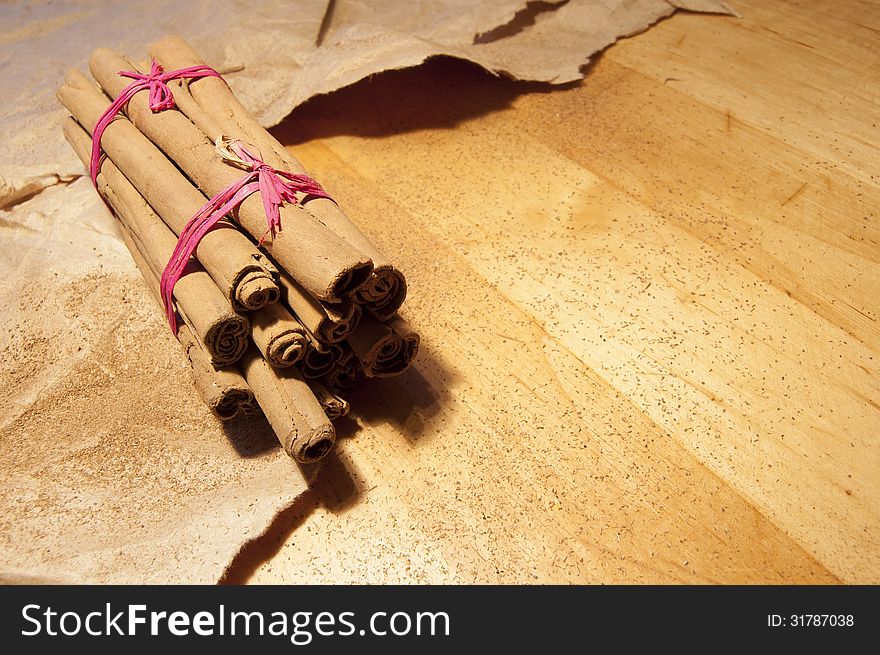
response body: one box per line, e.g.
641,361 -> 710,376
227,0 -> 878,584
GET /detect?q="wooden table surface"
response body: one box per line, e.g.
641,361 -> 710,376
227,0 -> 879,584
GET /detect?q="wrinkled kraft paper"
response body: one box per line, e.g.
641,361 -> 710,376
0,0 -> 732,583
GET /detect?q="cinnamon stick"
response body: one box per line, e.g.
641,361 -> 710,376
346,313 -> 420,378
149,36 -> 407,319
301,339 -> 344,379
117,220 -> 254,420
275,267 -> 361,344
387,315 -> 422,360
57,71 -> 279,312
178,324 -> 254,420
63,117 -> 250,366
307,380 -> 350,421
89,49 -> 374,304
239,344 -> 336,463
249,301 -> 309,368
323,348 -> 362,394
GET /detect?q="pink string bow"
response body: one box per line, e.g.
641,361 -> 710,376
159,137 -> 333,333
89,59 -> 221,185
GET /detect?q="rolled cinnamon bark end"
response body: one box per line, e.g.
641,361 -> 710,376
240,396 -> 261,417
235,270 -> 280,310
355,265 -> 408,321
200,314 -> 250,366
307,380 -> 350,421
321,301 -> 362,344
347,314 -> 419,378
276,269 -> 362,344
301,341 -> 343,379
240,345 -> 336,463
250,302 -> 309,369
387,315 -> 421,355
212,387 -> 254,420
323,349 -> 362,394
178,325 -> 254,420
295,426 -> 336,464
328,263 -> 374,304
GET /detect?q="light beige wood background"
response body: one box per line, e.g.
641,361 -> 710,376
226,0 -> 879,584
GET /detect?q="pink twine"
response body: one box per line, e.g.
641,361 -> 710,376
89,59 -> 221,185
159,140 -> 332,333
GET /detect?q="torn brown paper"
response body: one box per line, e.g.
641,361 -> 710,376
1,0 -> 732,205
463,0 -> 738,81
0,0 -> 732,584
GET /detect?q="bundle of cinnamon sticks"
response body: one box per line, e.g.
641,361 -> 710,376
58,37 -> 418,466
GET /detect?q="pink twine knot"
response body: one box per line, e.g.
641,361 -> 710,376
224,139 -> 331,242
118,60 -> 180,112
89,59 -> 222,185
159,138 -> 333,333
